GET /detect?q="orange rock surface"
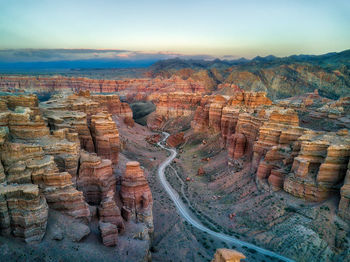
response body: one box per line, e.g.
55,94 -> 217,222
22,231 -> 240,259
77,151 -> 116,205
90,112 -> 120,165
284,130 -> 350,201
211,248 -> 246,262
166,132 -> 185,147
120,161 -> 153,232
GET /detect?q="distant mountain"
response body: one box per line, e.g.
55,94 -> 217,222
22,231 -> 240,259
148,49 -> 350,100
150,49 -> 350,71
252,55 -> 278,62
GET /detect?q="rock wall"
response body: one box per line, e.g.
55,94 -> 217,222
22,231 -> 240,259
0,75 -> 209,100
252,109 -> 306,190
166,132 -> 185,148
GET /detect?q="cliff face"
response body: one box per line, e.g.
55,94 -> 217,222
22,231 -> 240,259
147,92 -> 202,130
42,91 -> 126,161
284,130 -> 350,201
0,93 -> 153,250
0,75 -> 210,101
252,109 -> 305,190
90,112 -> 120,165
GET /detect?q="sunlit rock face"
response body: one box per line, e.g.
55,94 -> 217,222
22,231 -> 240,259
0,75 -> 209,102
211,248 -> 246,262
166,132 -> 185,147
284,130 -> 350,201
252,108 -> 305,190
90,112 -> 120,165
44,110 -> 95,153
120,161 -> 153,234
0,95 -> 91,243
90,94 -> 134,126
41,92 -> 124,165
0,92 -> 156,252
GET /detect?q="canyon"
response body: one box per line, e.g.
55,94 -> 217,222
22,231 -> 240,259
0,91 -> 153,261
0,69 -> 349,262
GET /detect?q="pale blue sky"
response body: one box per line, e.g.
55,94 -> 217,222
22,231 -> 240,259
0,0 -> 349,58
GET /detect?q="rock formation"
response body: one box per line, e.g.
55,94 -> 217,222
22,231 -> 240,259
211,248 -> 246,262
120,161 -> 153,234
43,110 -> 95,152
0,91 -> 156,256
0,184 -> 48,243
284,130 -> 350,201
99,221 -> 118,247
166,132 -> 185,147
252,108 -> 305,190
0,75 -> 209,102
91,94 -> 134,126
77,151 -> 116,205
90,112 -> 120,165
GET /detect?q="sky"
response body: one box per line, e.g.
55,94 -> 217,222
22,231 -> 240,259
0,0 -> 349,62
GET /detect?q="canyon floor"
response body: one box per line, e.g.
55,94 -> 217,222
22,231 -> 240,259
117,117 -> 275,262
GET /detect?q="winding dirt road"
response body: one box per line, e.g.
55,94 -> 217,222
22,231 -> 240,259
157,132 -> 294,262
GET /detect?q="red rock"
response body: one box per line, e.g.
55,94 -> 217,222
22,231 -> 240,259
99,221 -> 118,247
339,159 -> 350,222
0,184 -> 48,243
77,151 -> 116,205
90,112 -> 120,165
120,161 -> 153,232
284,130 -> 350,201
228,133 -> 247,159
197,167 -> 205,176
145,134 -> 162,144
98,195 -> 125,234
166,132 -> 185,147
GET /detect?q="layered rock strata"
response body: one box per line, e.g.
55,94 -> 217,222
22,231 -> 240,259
77,151 -> 116,205
90,113 -> 120,165
252,108 -> 306,190
0,184 -> 48,243
284,130 -> 350,201
120,161 -> 153,234
0,75 -> 209,100
0,93 -> 155,250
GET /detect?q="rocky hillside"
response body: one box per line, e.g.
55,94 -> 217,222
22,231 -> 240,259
148,49 -> 350,99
